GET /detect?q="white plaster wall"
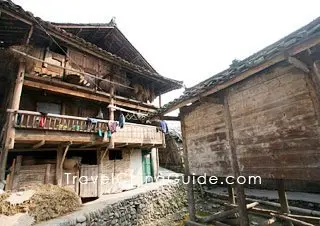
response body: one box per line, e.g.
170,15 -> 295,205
130,149 -> 143,187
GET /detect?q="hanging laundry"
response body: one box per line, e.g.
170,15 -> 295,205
97,129 -> 103,137
107,130 -> 112,138
87,118 -> 98,124
119,113 -> 125,128
108,121 -> 118,133
86,118 -> 98,131
16,113 -> 22,125
159,120 -> 168,134
39,112 -> 47,127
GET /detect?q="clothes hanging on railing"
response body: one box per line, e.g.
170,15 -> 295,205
39,112 -> 47,127
16,113 -> 22,126
159,120 -> 169,134
119,113 -> 125,128
108,121 -> 118,133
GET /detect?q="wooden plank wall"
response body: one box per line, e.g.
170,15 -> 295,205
183,63 -> 320,181
15,164 -> 56,189
100,149 -> 132,194
228,64 -> 320,180
183,102 -> 232,177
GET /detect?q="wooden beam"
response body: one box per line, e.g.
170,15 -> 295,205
25,25 -> 34,45
312,60 -> 320,81
223,92 -> 249,226
115,143 -> 129,148
32,140 -> 45,149
23,78 -> 155,112
0,9 -> 33,25
160,115 -> 180,121
56,25 -> 113,29
270,213 -> 314,226
199,95 -> 223,105
198,202 -> 259,223
100,148 -> 109,162
287,56 -> 310,73
59,143 -> 71,169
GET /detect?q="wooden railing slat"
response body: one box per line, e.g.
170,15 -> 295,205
11,111 -> 163,144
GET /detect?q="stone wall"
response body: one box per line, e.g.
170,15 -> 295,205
37,182 -> 187,226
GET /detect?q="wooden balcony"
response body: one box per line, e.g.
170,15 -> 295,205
10,110 -> 165,149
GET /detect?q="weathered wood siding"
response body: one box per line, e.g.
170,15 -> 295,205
100,149 -> 132,194
183,102 -> 232,177
183,63 -> 320,181
228,64 -> 320,180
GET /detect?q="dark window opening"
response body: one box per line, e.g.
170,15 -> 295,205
49,43 -> 67,55
109,150 -> 122,160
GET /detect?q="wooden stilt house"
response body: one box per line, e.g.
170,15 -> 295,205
0,0 -> 182,198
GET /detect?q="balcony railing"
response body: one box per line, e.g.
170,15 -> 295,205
13,110 -> 108,133
9,110 -> 164,146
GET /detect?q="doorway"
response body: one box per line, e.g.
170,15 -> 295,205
142,150 -> 153,183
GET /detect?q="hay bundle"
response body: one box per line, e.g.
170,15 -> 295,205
1,45 -> 36,73
132,83 -> 155,102
0,184 -> 81,223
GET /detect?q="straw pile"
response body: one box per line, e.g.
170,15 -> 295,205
133,83 -> 156,102
0,184 -> 81,223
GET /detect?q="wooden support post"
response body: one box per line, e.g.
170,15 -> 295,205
97,146 -> 109,197
6,158 -> 16,191
59,144 -> 70,169
181,115 -> 196,221
55,143 -> 71,186
223,93 -> 249,226
44,164 -> 51,184
159,95 -> 162,107
97,149 -> 102,197
287,57 -> 310,73
32,140 -> 45,149
0,25 -> 33,181
109,77 -> 115,149
277,179 -> 293,226
228,184 -> 236,204
0,62 -> 26,181
11,155 -> 22,191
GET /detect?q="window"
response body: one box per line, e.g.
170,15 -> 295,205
109,150 -> 123,160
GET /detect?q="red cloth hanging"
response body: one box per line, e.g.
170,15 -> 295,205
39,114 -> 46,127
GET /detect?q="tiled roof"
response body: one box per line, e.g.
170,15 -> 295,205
0,0 -> 183,91
147,16 -> 320,119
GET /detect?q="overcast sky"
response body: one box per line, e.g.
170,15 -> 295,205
14,0 -> 320,105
